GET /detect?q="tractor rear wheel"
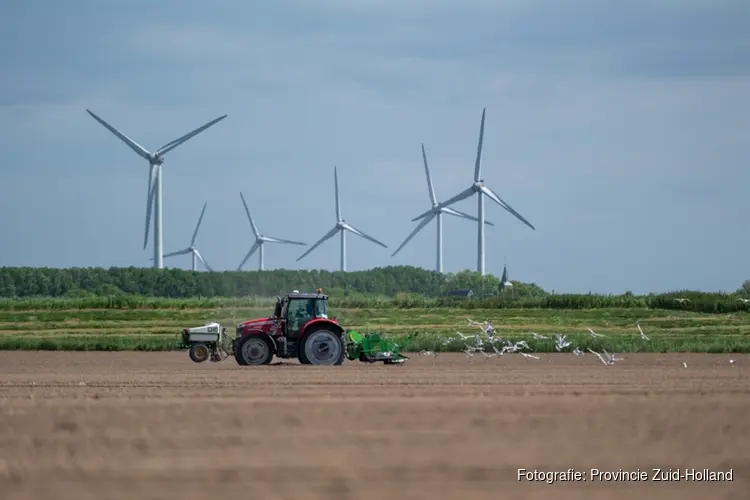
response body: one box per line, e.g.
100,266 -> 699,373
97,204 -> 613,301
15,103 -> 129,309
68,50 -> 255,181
235,335 -> 274,366
300,326 -> 346,366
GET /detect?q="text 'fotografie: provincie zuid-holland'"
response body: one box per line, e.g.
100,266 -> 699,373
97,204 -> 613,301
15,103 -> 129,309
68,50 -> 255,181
518,468 -> 734,484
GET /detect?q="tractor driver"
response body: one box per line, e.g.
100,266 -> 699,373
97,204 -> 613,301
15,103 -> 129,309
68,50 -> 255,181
289,299 -> 313,330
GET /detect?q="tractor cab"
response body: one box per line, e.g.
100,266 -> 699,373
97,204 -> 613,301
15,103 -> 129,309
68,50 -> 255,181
275,289 -> 330,338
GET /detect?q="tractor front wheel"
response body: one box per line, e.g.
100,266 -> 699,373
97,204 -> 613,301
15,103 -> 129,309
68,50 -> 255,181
235,335 -> 274,366
300,326 -> 346,366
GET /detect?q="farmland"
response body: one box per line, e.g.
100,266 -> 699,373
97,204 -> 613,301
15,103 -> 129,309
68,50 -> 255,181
1,296 -> 750,353
1,351 -> 747,500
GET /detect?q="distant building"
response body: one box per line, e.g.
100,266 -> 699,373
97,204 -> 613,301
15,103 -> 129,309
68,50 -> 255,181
499,264 -> 515,297
445,289 -> 474,298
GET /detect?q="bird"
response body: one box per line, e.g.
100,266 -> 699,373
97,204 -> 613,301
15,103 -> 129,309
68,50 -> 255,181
674,298 -> 691,304
530,332 -> 549,340
587,327 -> 605,338
588,348 -> 612,366
520,352 -> 541,360
555,334 -> 571,351
636,322 -> 650,341
602,349 -> 623,363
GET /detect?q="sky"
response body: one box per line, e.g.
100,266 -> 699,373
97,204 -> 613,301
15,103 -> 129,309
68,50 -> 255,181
1,0 -> 749,294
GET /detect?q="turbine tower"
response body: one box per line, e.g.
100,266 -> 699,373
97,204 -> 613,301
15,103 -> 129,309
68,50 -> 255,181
411,108 -> 535,276
86,109 -> 227,269
238,192 -> 308,271
391,143 -> 495,273
158,202 -> 213,271
297,166 -> 388,271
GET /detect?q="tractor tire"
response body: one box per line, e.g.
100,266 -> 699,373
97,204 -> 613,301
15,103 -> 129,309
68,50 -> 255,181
298,346 -> 311,365
234,335 -> 274,366
300,325 -> 346,366
189,343 -> 210,363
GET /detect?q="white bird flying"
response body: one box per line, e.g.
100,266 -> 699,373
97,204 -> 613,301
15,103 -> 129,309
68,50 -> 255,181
636,322 -> 650,341
587,327 -> 605,338
554,334 -> 572,351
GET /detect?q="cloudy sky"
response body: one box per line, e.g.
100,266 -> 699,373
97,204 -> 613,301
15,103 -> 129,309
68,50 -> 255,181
1,0 -> 748,294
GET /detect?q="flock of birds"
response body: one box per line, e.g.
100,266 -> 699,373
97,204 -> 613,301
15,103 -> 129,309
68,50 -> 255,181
415,318 -> 654,366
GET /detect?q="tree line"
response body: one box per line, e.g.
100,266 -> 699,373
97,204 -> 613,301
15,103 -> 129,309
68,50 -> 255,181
0,266 -> 748,314
0,265 -> 545,299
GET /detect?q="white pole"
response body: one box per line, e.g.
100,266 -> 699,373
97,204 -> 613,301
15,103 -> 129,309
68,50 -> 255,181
154,165 -> 164,269
340,229 -> 346,271
259,242 -> 265,271
191,251 -> 196,271
477,192 -> 485,276
436,212 -> 443,273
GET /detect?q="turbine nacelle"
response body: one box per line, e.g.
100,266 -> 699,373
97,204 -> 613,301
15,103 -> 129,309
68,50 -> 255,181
149,154 -> 165,166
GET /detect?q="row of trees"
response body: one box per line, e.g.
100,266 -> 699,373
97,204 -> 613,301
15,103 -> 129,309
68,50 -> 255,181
0,266 -> 748,313
0,266 -> 546,299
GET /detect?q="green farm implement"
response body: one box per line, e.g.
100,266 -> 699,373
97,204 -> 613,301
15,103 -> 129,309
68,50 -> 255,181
345,330 -> 417,364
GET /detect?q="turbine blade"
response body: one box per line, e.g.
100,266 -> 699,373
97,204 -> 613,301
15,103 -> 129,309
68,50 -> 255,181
474,107 -> 486,182
155,114 -> 228,156
296,226 -> 339,262
190,202 -> 207,246
391,213 -> 435,257
442,207 -> 495,226
143,164 -> 156,249
193,249 -> 212,271
437,186 -> 476,211
265,237 -> 307,246
239,192 -> 260,237
334,166 -> 341,221
238,241 -> 260,270
162,248 -> 191,258
410,207 -> 434,222
342,222 -> 388,248
86,109 -> 152,160
411,186 -> 474,222
481,185 -> 536,231
421,143 -> 437,206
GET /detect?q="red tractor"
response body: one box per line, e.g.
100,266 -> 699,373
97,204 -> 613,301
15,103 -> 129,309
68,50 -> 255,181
234,289 -> 348,365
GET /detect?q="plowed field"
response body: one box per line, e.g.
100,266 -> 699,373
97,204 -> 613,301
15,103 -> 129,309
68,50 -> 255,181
1,352 -> 748,499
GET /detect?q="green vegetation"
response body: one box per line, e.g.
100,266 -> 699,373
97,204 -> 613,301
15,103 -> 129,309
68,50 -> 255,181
1,301 -> 749,353
1,265 -> 749,353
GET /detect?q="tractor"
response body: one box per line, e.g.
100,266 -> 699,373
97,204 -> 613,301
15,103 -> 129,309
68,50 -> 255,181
234,289 -> 349,365
180,289 -> 414,366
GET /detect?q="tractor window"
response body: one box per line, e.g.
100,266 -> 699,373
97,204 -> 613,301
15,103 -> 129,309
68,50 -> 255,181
314,300 -> 328,318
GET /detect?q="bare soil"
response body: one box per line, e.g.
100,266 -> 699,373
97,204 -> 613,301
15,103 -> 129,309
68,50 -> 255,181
1,351 -> 748,500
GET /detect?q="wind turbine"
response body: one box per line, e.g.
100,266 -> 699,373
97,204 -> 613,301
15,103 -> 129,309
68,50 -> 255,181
391,143 -> 496,273
238,192 -> 307,271
86,109 -> 227,269
411,108 -> 535,276
296,166 -> 388,271
158,202 -> 213,271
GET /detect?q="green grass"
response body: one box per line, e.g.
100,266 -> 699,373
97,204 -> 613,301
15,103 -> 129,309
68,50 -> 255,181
1,303 -> 750,353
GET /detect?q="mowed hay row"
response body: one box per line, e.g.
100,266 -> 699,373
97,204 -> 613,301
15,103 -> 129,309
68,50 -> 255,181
1,306 -> 749,352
